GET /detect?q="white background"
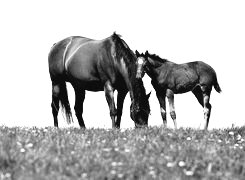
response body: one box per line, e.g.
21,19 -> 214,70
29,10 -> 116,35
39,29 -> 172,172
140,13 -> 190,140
0,0 -> 244,129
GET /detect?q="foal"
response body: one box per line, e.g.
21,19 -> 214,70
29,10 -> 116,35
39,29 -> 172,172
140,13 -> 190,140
135,50 -> 221,129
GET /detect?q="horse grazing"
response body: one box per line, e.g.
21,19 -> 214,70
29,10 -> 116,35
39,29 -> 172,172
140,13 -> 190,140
48,33 -> 150,128
135,50 -> 221,129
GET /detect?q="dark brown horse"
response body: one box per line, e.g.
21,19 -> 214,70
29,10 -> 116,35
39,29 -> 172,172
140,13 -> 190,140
135,50 -> 221,129
48,33 -> 150,128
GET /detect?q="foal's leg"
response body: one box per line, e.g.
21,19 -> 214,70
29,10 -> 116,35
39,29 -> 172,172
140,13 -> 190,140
193,86 -> 207,129
115,90 -> 127,129
74,88 -> 86,128
192,86 -> 204,107
195,86 -> 212,130
51,83 -> 61,127
104,81 -> 117,128
202,88 -> 212,130
155,89 -> 167,127
166,89 -> 177,129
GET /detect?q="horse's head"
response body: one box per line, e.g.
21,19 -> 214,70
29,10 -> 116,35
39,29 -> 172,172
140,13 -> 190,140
111,34 -> 151,128
130,80 -> 151,128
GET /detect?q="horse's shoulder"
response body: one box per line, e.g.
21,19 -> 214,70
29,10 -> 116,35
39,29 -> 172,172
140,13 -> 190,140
163,61 -> 177,70
156,64 -> 173,80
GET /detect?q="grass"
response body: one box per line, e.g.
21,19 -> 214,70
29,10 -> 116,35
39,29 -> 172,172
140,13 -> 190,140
1,126 -> 245,179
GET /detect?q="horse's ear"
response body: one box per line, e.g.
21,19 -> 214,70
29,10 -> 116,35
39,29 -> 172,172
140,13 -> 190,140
146,91 -> 151,99
145,50 -> 149,56
135,50 -> 140,57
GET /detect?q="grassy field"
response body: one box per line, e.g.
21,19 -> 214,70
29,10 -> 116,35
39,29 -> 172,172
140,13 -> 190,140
1,126 -> 245,180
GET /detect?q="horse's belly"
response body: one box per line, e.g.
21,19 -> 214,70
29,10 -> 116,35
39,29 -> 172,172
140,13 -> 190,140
69,76 -> 104,91
170,73 -> 198,94
67,64 -> 104,91
172,83 -> 196,94
80,80 -> 104,91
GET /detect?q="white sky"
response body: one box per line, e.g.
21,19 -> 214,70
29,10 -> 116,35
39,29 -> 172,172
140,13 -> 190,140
0,0 -> 244,129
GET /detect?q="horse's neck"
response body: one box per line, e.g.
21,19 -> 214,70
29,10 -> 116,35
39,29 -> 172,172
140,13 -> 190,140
147,61 -> 172,83
146,67 -> 159,81
122,62 -> 139,100
110,37 -> 138,100
126,70 -> 138,100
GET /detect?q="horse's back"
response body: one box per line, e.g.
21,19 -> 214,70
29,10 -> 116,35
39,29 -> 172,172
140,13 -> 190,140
65,39 -> 111,87
64,37 -> 93,61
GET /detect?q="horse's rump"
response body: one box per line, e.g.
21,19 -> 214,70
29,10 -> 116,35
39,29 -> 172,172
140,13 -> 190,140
48,38 -> 73,81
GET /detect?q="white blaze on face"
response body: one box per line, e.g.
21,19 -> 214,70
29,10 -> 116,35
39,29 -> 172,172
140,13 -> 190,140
137,57 -> 144,65
136,57 -> 144,78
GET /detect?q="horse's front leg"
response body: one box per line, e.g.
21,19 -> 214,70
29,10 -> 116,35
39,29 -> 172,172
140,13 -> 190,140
115,90 -> 127,128
104,81 -> 117,128
155,89 -> 167,127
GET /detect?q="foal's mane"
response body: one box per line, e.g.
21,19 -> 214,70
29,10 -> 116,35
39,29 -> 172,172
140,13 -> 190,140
147,53 -> 168,64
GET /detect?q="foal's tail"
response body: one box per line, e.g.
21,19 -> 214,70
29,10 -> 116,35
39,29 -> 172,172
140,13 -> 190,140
213,76 -> 222,93
60,82 -> 73,124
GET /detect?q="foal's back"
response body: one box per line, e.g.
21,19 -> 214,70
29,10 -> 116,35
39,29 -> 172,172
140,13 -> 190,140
163,61 -> 218,93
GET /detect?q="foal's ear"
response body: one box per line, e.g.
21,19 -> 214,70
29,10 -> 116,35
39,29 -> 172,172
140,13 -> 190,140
146,92 -> 151,99
135,50 -> 140,57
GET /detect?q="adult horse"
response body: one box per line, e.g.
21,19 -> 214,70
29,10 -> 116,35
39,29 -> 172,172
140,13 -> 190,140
48,33 -> 150,128
135,50 -> 221,129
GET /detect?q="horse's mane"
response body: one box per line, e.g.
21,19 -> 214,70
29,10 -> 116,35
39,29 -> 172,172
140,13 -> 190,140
111,32 -> 136,63
111,32 -> 136,76
147,53 -> 168,64
111,33 -> 150,112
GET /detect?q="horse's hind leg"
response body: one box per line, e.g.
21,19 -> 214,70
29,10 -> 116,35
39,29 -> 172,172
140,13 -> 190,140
104,81 -> 117,128
193,86 -> 212,129
74,88 -> 86,128
51,83 -> 61,127
192,86 -> 204,107
166,89 -> 177,129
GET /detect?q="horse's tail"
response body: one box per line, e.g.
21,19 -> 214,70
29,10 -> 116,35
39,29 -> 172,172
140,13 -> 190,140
213,76 -> 222,93
60,82 -> 73,124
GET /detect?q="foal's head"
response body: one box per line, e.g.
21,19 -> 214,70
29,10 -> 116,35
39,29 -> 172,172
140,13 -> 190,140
135,50 -> 164,78
135,50 -> 147,78
135,50 -> 151,78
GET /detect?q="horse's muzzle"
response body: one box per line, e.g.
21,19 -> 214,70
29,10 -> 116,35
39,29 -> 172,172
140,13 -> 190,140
135,123 -> 148,128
